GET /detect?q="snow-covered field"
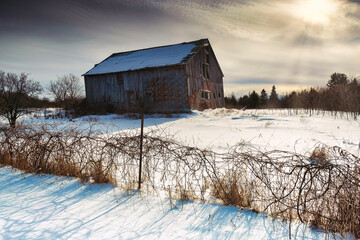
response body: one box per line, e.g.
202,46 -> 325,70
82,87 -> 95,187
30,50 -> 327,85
1,108 -> 359,239
20,108 -> 360,156
0,167 -> 330,239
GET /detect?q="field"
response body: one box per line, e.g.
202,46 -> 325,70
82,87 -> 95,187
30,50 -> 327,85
22,108 -> 360,156
0,108 -> 359,239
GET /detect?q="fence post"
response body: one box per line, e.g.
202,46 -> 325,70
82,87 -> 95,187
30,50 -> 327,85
138,112 -> 144,190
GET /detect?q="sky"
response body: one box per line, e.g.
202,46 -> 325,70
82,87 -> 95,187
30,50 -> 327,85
0,0 -> 360,97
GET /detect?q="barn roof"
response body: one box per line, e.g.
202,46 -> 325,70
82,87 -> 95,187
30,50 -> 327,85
83,39 -> 209,76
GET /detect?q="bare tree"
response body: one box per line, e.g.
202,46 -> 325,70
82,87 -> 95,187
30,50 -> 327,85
0,70 -> 42,127
47,74 -> 83,109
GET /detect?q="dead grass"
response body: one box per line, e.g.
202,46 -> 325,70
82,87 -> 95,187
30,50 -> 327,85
0,124 -> 359,237
0,124 -> 117,185
211,171 -> 253,208
310,147 -> 329,164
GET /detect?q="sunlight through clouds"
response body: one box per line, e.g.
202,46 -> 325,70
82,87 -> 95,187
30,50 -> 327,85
143,0 -> 360,95
289,0 -> 339,24
0,0 -> 359,97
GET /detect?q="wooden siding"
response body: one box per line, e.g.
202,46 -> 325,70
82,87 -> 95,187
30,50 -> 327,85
185,43 -> 225,110
84,66 -> 190,113
85,74 -> 124,104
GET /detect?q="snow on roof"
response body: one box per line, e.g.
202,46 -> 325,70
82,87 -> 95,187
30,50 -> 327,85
84,39 -> 208,76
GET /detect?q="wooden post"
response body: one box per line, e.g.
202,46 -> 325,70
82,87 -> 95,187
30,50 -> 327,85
289,211 -> 292,239
138,112 -> 144,190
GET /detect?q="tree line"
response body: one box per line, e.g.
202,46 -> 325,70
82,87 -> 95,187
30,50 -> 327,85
1,70 -> 360,127
226,85 -> 281,109
225,73 -> 360,117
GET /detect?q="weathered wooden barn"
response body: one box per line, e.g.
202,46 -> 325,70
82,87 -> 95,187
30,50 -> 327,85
83,39 -> 224,113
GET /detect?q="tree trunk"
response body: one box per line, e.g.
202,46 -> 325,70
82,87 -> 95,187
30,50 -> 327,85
9,117 -> 16,128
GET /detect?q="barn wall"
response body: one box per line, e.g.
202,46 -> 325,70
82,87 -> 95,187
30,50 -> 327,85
185,44 -> 225,110
84,74 -> 123,104
84,66 -> 189,113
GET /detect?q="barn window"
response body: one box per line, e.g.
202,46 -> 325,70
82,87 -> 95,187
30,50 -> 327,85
202,64 -> 209,80
218,93 -> 221,98
213,93 -> 216,99
201,48 -> 210,80
201,90 -> 211,100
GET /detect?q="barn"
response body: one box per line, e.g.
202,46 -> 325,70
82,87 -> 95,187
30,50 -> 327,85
83,39 -> 224,113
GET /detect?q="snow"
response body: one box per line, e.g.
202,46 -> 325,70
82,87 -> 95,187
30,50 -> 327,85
157,109 -> 360,155
18,108 -> 360,156
1,108 -> 359,239
83,42 -> 197,76
0,167 -> 330,239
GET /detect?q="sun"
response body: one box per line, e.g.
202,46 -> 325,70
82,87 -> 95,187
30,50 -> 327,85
292,0 -> 338,24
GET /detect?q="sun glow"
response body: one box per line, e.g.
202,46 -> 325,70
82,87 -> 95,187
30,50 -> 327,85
292,0 -> 338,24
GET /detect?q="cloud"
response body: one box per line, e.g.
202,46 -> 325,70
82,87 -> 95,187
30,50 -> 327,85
144,0 -> 360,45
348,0 -> 360,4
0,0 -> 173,42
0,0 -> 359,97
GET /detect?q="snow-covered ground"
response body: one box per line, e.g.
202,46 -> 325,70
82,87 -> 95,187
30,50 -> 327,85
19,108 -> 360,156
1,108 -> 359,239
0,167 -> 330,239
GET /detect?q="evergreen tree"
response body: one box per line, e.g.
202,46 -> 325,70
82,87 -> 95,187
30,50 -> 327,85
230,93 -> 237,107
225,93 -> 238,108
268,85 -> 280,108
238,95 -> 249,108
260,89 -> 268,107
248,91 -> 260,109
327,73 -> 348,88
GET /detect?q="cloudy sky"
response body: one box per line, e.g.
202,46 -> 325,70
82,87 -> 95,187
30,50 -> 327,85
1,0 -> 360,97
